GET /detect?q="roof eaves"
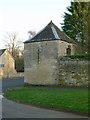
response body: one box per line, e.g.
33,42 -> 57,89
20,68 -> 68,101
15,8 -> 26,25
25,38 -> 61,43
0,49 -> 6,56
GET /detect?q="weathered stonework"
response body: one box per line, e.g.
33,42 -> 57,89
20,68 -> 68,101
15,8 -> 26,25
24,21 -> 78,85
57,58 -> 89,87
24,40 -> 76,84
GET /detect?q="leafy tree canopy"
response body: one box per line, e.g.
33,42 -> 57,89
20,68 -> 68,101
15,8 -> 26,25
61,0 -> 89,53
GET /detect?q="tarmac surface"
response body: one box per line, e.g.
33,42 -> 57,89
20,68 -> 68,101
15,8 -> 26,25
2,97 -> 88,118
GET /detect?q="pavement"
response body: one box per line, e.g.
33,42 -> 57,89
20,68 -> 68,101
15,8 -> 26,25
0,95 -> 3,119
2,98 -> 88,118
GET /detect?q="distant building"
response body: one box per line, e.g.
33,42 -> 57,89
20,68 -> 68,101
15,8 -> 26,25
0,49 -> 17,78
24,21 -> 79,84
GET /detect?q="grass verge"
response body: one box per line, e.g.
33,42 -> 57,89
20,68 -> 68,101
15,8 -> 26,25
4,87 -> 89,115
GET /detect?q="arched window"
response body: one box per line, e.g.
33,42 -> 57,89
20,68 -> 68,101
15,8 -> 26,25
66,45 -> 71,55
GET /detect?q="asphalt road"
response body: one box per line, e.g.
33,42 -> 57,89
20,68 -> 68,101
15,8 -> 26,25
2,98 -> 88,118
2,78 -> 24,92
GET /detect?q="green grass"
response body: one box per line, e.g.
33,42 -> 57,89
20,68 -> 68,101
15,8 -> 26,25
4,87 -> 89,114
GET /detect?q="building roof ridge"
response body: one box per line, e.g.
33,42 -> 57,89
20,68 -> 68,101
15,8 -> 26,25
24,21 -> 76,44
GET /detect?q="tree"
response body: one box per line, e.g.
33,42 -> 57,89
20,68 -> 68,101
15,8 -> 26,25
4,32 -> 23,58
88,1 -> 90,54
4,32 -> 24,72
28,30 -> 36,39
15,55 -> 24,72
61,1 -> 89,53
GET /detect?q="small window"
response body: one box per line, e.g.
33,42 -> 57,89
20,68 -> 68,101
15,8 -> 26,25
66,45 -> 71,55
0,64 -> 4,68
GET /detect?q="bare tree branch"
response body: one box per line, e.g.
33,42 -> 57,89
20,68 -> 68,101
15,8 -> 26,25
4,32 -> 24,58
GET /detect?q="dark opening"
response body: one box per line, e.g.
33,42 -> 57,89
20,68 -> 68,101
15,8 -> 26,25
66,45 -> 71,55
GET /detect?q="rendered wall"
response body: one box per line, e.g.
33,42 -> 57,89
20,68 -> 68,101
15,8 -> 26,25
0,50 -> 16,78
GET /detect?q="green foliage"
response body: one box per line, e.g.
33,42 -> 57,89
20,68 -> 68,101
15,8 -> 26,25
4,87 -> 88,114
65,54 -> 90,60
62,1 -> 89,53
88,2 -> 90,53
15,56 -> 24,72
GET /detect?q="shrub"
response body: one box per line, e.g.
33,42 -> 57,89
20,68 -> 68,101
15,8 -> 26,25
65,54 -> 90,60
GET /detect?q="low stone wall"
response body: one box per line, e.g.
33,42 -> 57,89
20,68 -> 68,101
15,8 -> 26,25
57,57 -> 89,87
15,72 -> 24,77
1,72 -> 24,79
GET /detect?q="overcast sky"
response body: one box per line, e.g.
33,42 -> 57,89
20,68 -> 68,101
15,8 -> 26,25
0,0 -> 71,48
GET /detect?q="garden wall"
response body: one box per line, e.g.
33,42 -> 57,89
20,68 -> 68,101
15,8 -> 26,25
57,57 -> 89,87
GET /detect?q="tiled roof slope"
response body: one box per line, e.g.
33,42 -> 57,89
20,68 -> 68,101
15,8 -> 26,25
25,21 -> 76,44
0,49 -> 6,56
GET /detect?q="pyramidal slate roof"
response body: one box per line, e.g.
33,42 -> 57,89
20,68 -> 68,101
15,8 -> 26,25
0,49 -> 6,56
25,21 -> 76,44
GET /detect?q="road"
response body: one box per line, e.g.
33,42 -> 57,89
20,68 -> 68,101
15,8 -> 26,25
2,98 -> 88,118
2,78 -> 24,92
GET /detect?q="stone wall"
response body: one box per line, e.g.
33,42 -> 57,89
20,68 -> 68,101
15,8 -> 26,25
24,41 -> 59,84
58,41 -> 76,56
24,40 -> 84,86
57,57 -> 89,87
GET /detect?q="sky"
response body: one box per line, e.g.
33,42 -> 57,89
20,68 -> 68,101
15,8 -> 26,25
0,0 -> 71,48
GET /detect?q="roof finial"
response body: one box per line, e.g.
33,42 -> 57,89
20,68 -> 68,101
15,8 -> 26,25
50,20 -> 52,23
